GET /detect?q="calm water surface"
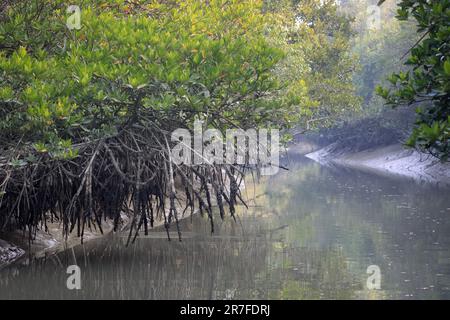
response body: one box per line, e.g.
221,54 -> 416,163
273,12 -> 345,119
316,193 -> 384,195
1,156 -> 450,299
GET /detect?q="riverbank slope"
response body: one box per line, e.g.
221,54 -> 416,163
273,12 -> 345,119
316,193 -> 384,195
304,143 -> 450,187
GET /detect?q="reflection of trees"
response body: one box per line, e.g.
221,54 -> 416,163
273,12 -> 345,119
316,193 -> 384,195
263,159 -> 450,299
2,160 -> 449,299
266,246 -> 360,299
0,215 -> 269,299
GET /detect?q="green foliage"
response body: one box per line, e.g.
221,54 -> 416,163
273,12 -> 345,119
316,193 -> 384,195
377,0 -> 450,160
0,0 -> 299,160
347,0 -> 416,114
0,0 -> 383,238
297,0 -> 362,126
268,0 -> 361,129
0,0 -> 364,160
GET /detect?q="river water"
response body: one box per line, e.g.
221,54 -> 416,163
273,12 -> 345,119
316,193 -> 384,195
1,156 -> 450,299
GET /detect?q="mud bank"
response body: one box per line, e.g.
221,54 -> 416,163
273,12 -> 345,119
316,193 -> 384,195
0,239 -> 25,269
305,143 -> 450,187
0,179 -> 234,268
0,215 -> 130,269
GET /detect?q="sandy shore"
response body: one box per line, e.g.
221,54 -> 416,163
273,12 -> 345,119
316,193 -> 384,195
305,143 -> 450,187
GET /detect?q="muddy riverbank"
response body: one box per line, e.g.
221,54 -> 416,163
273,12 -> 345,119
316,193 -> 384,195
304,143 -> 450,187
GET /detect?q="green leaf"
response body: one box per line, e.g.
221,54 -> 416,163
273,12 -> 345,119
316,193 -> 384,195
443,60 -> 450,76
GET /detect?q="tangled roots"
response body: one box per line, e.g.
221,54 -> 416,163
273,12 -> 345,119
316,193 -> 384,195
0,123 -> 248,244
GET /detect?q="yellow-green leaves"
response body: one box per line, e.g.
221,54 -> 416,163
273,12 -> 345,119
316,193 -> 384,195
17,46 -> 27,59
76,66 -> 92,87
0,86 -> 13,100
127,76 -> 147,89
1,0 -> 296,158
444,60 -> 450,76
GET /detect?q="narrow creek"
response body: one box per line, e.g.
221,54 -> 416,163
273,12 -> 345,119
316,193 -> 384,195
1,156 -> 449,299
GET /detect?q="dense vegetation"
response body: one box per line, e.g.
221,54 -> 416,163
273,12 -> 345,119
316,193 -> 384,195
0,0 -> 295,156
268,0 -> 361,130
303,0 -> 449,160
0,0 -> 359,240
3,0 -> 445,242
377,0 -> 450,160
346,0 -> 417,113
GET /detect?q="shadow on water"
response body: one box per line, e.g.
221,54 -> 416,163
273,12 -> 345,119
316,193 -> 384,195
1,156 -> 450,299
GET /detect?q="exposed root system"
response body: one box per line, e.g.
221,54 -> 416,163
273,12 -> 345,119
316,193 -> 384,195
0,121 -> 248,244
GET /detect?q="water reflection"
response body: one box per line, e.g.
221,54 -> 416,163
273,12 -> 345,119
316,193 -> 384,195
1,157 -> 449,299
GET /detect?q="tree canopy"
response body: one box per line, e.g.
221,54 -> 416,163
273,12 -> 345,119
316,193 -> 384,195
377,0 -> 450,160
0,0 -> 299,158
0,0 -> 362,239
267,0 -> 361,131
